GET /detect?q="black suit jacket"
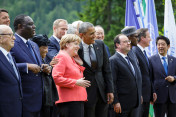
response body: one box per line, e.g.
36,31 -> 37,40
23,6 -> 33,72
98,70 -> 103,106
45,36 -> 60,64
78,40 -> 113,105
110,51 -> 142,110
132,46 -> 153,102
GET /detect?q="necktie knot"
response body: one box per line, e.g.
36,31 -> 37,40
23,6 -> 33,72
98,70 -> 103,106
162,56 -> 166,60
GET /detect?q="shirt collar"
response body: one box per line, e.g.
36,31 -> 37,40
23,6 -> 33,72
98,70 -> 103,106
137,44 -> 145,52
0,46 -> 9,57
15,33 -> 28,43
53,35 -> 60,43
82,41 -> 93,48
159,53 -> 168,59
117,51 -> 127,59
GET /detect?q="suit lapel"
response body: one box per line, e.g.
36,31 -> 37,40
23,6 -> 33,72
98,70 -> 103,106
136,46 -> 149,68
52,37 -> 60,51
155,54 -> 166,75
93,42 -> 99,68
168,55 -> 173,75
30,40 -> 41,65
116,52 -> 135,77
0,51 -> 19,81
15,34 -> 36,62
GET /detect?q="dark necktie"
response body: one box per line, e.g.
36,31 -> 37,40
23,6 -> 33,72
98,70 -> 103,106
162,56 -> 168,75
143,50 -> 149,65
26,41 -> 38,63
7,53 -> 19,79
89,45 -> 97,69
125,56 -> 135,75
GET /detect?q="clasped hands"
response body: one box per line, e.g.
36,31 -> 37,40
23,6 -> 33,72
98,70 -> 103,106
28,63 -> 51,74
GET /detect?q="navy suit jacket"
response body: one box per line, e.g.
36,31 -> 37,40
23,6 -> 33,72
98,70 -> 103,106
11,34 -> 43,112
45,36 -> 60,64
105,44 -> 111,58
78,40 -> 113,105
0,50 -> 23,117
132,46 -> 153,102
110,51 -> 142,110
149,54 -> 176,103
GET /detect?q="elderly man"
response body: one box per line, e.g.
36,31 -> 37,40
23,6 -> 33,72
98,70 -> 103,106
11,14 -> 49,117
0,9 -> 10,26
0,25 -> 22,117
95,25 -> 111,58
45,19 -> 68,64
78,22 -> 114,117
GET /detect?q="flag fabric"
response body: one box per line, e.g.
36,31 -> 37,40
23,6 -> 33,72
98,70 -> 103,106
164,0 -> 176,57
125,0 -> 140,28
125,0 -> 159,56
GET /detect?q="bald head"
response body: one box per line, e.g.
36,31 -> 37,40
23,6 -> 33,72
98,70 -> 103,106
0,25 -> 15,51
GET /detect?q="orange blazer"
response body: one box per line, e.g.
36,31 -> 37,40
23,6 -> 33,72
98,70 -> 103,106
52,50 -> 87,103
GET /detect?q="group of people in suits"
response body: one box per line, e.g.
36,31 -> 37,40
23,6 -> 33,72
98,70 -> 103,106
0,8 -> 176,117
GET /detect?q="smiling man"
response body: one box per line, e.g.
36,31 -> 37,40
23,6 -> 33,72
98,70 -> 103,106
10,14 -> 43,117
149,36 -> 176,117
0,9 -> 10,26
78,22 -> 114,117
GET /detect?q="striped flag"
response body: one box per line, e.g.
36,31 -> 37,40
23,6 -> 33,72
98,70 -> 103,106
164,0 -> 176,57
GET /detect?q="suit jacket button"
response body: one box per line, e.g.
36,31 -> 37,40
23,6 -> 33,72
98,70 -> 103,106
166,85 -> 168,87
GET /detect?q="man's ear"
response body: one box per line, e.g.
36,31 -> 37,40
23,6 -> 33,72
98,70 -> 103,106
17,24 -> 23,30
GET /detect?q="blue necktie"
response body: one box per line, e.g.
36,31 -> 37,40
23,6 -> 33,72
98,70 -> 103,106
162,56 -> 168,75
26,41 -> 38,63
7,53 -> 19,79
125,56 -> 135,75
143,50 -> 149,65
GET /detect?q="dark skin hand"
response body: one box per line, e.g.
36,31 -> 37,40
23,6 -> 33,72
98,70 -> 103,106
28,63 -> 41,74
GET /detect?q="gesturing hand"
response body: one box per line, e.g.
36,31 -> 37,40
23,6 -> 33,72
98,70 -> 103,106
76,77 -> 91,88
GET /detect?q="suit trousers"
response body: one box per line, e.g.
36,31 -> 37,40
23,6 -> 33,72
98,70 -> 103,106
115,107 -> 137,117
56,101 -> 84,117
141,102 -> 150,117
154,98 -> 176,117
84,90 -> 108,117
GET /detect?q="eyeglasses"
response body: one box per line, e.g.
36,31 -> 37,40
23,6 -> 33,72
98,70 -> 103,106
0,33 -> 14,38
121,40 -> 131,44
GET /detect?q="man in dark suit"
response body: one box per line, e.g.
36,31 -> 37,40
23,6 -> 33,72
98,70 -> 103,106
149,36 -> 176,117
11,14 -> 48,117
45,19 -> 68,64
0,25 -> 22,117
78,22 -> 114,117
132,28 -> 157,117
121,26 -> 142,117
110,34 -> 141,117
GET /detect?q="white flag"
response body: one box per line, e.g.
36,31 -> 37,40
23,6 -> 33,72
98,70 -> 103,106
164,0 -> 176,57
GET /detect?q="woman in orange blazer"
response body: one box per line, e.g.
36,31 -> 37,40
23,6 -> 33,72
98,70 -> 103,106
52,34 -> 91,117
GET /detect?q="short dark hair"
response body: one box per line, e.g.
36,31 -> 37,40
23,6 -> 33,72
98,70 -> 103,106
156,36 -> 170,46
31,34 -> 50,47
136,28 -> 148,42
114,34 -> 124,49
0,9 -> 8,13
13,14 -> 27,31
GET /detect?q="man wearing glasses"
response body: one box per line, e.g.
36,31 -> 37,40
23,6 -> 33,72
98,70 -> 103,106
0,25 -> 22,117
110,34 -> 141,117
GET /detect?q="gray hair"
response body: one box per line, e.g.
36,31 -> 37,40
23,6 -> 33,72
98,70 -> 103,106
67,24 -> 77,34
79,22 -> 94,34
0,25 -> 10,34
72,20 -> 83,29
